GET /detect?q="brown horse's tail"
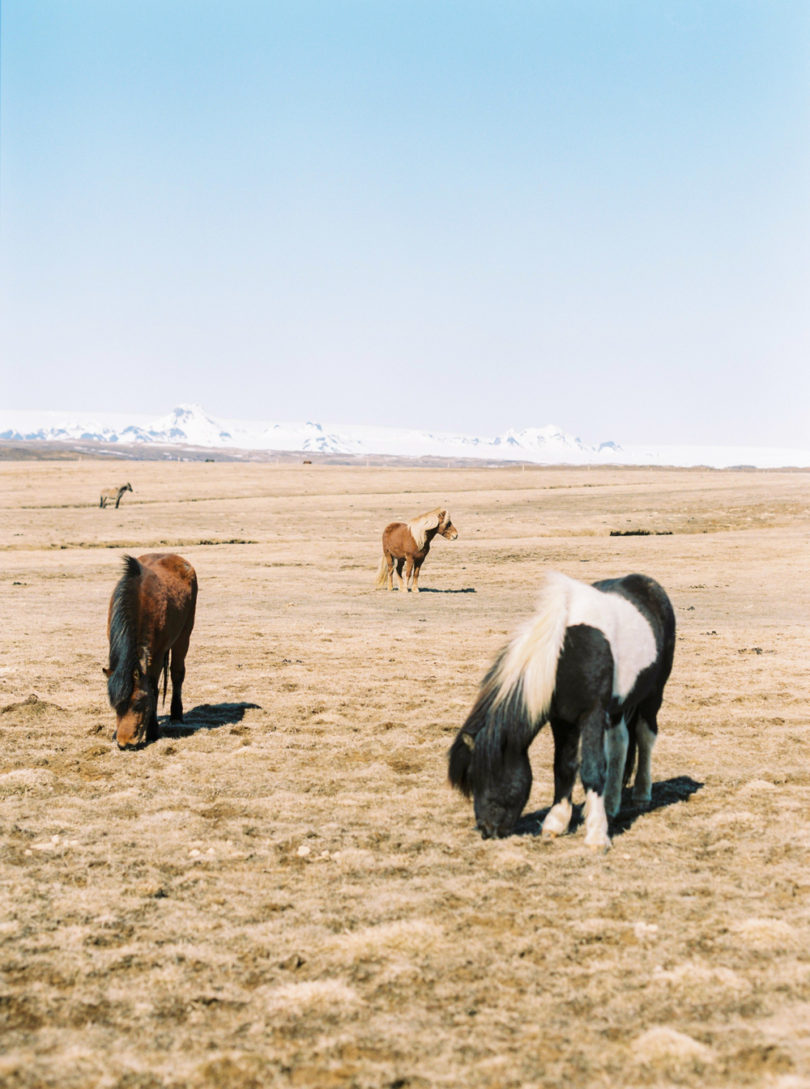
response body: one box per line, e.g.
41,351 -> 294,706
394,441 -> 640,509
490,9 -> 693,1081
374,555 -> 389,589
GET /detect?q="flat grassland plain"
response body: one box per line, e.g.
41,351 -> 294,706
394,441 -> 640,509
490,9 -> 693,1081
1,460 -> 809,1089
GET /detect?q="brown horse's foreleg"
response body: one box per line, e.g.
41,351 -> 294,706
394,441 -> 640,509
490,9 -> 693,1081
169,629 -> 193,722
145,674 -> 160,743
411,559 -> 423,592
404,557 -> 415,591
395,558 -> 406,592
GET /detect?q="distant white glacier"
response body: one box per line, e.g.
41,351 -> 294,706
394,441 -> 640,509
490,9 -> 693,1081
1,404 -> 809,468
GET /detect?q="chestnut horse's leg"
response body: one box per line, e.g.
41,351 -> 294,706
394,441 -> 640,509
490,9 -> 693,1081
385,550 -> 395,590
411,558 -> 423,592
404,556 -> 416,591
395,558 -> 406,592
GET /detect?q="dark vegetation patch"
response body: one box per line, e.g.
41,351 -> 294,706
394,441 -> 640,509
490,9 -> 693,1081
195,538 -> 257,546
609,529 -> 674,536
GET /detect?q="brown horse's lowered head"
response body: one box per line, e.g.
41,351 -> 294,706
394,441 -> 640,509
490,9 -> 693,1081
103,660 -> 155,749
104,555 -> 157,749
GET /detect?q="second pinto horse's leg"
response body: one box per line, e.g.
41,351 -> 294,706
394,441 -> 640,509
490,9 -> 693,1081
632,714 -> 657,807
580,706 -> 612,850
604,716 -> 629,817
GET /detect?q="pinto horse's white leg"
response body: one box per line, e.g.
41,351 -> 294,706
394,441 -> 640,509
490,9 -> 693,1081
632,717 -> 656,806
604,717 -> 628,818
583,789 -> 611,850
544,721 -> 578,838
542,797 -> 572,837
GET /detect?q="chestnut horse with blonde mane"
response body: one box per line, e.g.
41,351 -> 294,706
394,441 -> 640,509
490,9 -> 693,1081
104,553 -> 197,749
375,507 -> 458,593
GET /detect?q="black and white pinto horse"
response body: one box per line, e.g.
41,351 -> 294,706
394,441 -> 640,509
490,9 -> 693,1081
448,571 -> 675,849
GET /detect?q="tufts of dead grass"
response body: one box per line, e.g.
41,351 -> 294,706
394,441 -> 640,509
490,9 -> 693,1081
1,462 -> 810,1087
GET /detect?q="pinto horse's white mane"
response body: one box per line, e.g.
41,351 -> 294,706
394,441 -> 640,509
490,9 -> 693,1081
407,507 -> 449,550
493,571 -> 658,722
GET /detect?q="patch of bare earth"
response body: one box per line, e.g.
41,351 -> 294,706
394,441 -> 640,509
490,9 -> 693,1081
1,460 -> 809,1087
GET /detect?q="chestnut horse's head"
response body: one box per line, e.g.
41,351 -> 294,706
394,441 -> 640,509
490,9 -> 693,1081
437,510 -> 458,540
103,662 -> 154,749
407,507 -> 458,549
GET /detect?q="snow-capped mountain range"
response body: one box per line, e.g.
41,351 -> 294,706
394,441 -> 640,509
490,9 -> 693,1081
1,404 -> 808,468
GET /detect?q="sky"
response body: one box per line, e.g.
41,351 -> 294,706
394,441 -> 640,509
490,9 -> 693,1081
1,1 -> 809,447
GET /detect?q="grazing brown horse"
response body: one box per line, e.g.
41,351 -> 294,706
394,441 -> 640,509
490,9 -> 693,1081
99,482 -> 133,508
375,507 -> 458,592
104,553 -> 198,749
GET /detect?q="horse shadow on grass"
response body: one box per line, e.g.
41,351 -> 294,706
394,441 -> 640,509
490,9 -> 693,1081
513,776 -> 704,839
158,701 -> 262,739
416,587 -> 477,594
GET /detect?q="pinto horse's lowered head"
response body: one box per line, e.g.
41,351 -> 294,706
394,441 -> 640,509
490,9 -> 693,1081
104,553 -> 197,749
449,571 -> 676,848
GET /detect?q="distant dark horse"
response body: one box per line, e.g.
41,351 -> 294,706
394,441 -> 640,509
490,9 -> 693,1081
375,507 -> 458,592
104,553 -> 198,749
99,482 -> 133,508
448,571 -> 675,849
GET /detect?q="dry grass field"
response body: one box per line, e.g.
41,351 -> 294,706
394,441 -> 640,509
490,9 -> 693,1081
1,459 -> 809,1089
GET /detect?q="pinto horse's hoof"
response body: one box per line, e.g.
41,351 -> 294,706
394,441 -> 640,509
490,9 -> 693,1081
541,800 -> 572,838
584,832 -> 612,852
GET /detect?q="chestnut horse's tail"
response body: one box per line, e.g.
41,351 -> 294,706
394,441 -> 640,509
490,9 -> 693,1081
374,555 -> 389,589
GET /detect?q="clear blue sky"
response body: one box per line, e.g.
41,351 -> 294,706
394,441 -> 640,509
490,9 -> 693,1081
2,1 -> 808,446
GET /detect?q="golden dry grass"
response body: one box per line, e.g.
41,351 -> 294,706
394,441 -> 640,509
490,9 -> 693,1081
1,459 -> 809,1089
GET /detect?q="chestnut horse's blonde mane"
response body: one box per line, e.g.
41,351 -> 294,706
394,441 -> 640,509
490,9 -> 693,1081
407,507 -> 448,550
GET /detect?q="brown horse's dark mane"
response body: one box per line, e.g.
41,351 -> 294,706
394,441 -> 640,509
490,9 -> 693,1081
107,555 -> 143,712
